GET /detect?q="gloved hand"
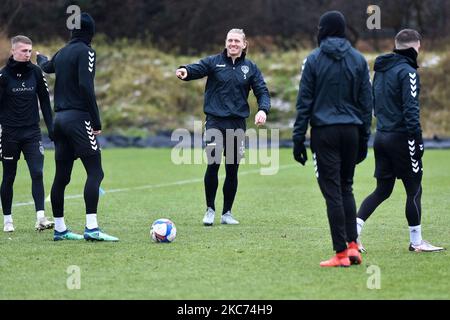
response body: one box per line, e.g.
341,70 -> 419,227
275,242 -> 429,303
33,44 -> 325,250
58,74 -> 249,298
408,134 -> 424,161
293,138 -> 308,166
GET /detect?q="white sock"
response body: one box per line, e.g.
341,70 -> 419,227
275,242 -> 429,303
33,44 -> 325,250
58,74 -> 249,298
36,210 -> 45,220
356,218 -> 365,236
55,217 -> 67,232
409,225 -> 422,246
86,214 -> 98,230
4,214 -> 13,224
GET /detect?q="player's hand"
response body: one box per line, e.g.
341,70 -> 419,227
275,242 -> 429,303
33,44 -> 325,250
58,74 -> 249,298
293,138 -> 307,166
93,130 -> 102,136
254,110 -> 267,126
176,68 -> 188,80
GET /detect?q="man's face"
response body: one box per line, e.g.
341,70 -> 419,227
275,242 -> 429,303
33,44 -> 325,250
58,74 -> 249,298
226,32 -> 246,58
11,42 -> 32,62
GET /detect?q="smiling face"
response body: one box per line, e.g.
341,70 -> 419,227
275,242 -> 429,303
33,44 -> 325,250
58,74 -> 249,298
11,42 -> 32,62
225,32 -> 246,58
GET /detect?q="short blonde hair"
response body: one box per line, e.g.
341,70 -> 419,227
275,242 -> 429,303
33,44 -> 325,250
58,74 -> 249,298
226,28 -> 248,53
11,35 -> 32,48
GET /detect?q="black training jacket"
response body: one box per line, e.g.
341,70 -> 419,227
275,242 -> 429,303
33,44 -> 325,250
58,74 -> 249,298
373,53 -> 421,137
293,37 -> 373,142
37,39 -> 101,130
182,50 -> 271,118
0,57 -> 53,132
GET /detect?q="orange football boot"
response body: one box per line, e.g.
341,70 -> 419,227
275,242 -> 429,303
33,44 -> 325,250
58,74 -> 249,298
347,241 -> 362,265
320,250 -> 351,267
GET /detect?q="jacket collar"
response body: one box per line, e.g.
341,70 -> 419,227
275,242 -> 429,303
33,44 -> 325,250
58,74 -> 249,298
221,49 -> 246,65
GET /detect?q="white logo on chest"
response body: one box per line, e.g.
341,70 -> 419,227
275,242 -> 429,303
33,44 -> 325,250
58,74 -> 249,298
241,65 -> 249,79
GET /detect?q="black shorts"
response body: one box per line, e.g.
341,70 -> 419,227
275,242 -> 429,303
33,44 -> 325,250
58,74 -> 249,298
204,115 -> 246,164
53,110 -> 101,161
374,131 -> 423,179
0,125 -> 43,161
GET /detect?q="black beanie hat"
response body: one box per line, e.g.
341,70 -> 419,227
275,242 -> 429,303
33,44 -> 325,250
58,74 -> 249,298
317,11 -> 346,45
71,13 -> 95,44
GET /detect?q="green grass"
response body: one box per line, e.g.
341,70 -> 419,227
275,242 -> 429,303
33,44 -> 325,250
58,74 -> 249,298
0,148 -> 449,299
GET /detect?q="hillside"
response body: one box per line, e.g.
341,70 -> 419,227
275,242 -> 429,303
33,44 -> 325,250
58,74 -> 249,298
4,37 -> 449,138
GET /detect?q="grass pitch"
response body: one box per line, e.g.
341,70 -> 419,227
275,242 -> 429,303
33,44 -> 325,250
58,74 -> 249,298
0,148 -> 449,299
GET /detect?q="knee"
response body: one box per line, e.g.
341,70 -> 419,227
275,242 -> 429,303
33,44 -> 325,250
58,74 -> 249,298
374,186 -> 392,200
54,173 -> 71,187
30,169 -> 43,181
206,163 -> 220,175
89,168 -> 104,183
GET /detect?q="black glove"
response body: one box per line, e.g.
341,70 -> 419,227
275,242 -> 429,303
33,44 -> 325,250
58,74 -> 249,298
293,138 -> 308,166
408,134 -> 424,161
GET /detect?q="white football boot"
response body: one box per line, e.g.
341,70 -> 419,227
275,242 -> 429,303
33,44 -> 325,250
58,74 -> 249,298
220,211 -> 239,225
203,207 -> 215,226
3,222 -> 15,232
409,240 -> 445,252
35,216 -> 55,231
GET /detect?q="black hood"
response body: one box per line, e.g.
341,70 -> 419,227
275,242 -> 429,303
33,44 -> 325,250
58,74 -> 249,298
320,37 -> 351,60
7,56 -> 33,75
374,52 -> 418,72
71,12 -> 95,45
317,11 -> 346,46
393,47 -> 419,68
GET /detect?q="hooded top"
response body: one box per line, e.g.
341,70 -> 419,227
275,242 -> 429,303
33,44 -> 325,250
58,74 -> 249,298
0,56 -> 53,133
317,11 -> 346,46
292,36 -> 373,143
37,12 -> 101,130
71,12 -> 95,45
372,50 -> 421,137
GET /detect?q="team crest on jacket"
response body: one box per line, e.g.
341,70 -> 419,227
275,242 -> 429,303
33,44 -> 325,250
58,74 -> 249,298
241,65 -> 249,79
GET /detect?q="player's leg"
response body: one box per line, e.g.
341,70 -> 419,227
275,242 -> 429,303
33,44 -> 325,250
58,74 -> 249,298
402,176 -> 444,252
1,128 -> 20,232
311,126 -> 350,267
339,126 -> 361,264
80,154 -> 118,242
22,135 -> 54,230
356,131 -> 396,251
357,178 -> 395,236
51,114 -> 83,240
1,159 -> 18,232
221,127 -> 245,225
80,154 -> 104,227
203,125 -> 223,226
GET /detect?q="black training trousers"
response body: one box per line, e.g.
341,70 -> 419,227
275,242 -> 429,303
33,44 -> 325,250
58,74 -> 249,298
311,125 -> 359,253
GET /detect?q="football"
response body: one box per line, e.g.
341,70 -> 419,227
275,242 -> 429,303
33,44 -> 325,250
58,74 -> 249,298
150,218 -> 177,243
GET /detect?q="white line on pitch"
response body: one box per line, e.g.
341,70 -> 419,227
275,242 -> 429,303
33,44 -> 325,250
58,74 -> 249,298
12,164 -> 298,208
